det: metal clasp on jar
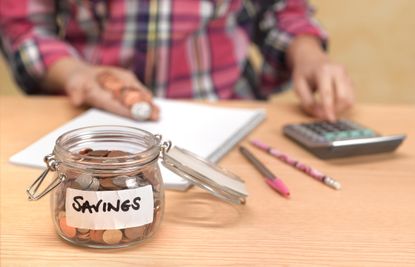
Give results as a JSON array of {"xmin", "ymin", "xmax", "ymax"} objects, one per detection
[{"xmin": 26, "ymin": 154, "xmax": 66, "ymax": 201}]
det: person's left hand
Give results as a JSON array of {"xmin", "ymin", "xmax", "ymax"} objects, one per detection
[{"xmin": 287, "ymin": 35, "xmax": 355, "ymax": 121}]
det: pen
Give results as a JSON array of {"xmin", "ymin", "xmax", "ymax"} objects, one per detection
[
  {"xmin": 250, "ymin": 140, "xmax": 341, "ymax": 190},
  {"xmin": 239, "ymin": 146, "xmax": 290, "ymax": 198}
]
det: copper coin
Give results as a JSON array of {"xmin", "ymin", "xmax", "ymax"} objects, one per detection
[
  {"xmin": 77, "ymin": 228, "xmax": 90, "ymax": 234},
  {"xmin": 57, "ymin": 211, "xmax": 66, "ymax": 220},
  {"xmin": 86, "ymin": 150, "xmax": 110, "ymax": 157},
  {"xmin": 102, "ymin": 230, "xmax": 123, "ymax": 245},
  {"xmin": 97, "ymin": 72, "xmax": 124, "ymax": 92},
  {"xmin": 107, "ymin": 150, "xmax": 131, "ymax": 158},
  {"xmin": 59, "ymin": 217, "xmax": 76, "ymax": 238},
  {"xmin": 78, "ymin": 148, "xmax": 93, "ymax": 155},
  {"xmin": 99, "ymin": 178, "xmax": 120, "ymax": 190},
  {"xmin": 124, "ymin": 226, "xmax": 146, "ymax": 240},
  {"xmin": 64, "ymin": 168, "xmax": 81, "ymax": 180},
  {"xmin": 90, "ymin": 230, "xmax": 104, "ymax": 244},
  {"xmin": 123, "ymin": 91, "xmax": 142, "ymax": 107}
]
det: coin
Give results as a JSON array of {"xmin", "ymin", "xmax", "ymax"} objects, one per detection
[
  {"xmin": 86, "ymin": 150, "xmax": 110, "ymax": 157},
  {"xmin": 97, "ymin": 72, "xmax": 124, "ymax": 92},
  {"xmin": 107, "ymin": 150, "xmax": 130, "ymax": 157},
  {"xmin": 99, "ymin": 178, "xmax": 120, "ymax": 190},
  {"xmin": 102, "ymin": 229, "xmax": 123, "ymax": 245},
  {"xmin": 124, "ymin": 226, "xmax": 146, "ymax": 240},
  {"xmin": 77, "ymin": 228, "xmax": 90, "ymax": 234},
  {"xmin": 72, "ymin": 173, "xmax": 93, "ymax": 190},
  {"xmin": 131, "ymin": 102, "xmax": 152, "ymax": 121},
  {"xmin": 78, "ymin": 148, "xmax": 93, "ymax": 155},
  {"xmin": 112, "ymin": 176, "xmax": 138, "ymax": 189},
  {"xmin": 88, "ymin": 177, "xmax": 100, "ymax": 191},
  {"xmin": 90, "ymin": 230, "xmax": 104, "ymax": 244},
  {"xmin": 77, "ymin": 232, "xmax": 90, "ymax": 241},
  {"xmin": 123, "ymin": 91, "xmax": 142, "ymax": 107},
  {"xmin": 59, "ymin": 217, "xmax": 76, "ymax": 238}
]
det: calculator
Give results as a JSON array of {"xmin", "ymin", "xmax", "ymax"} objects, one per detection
[{"xmin": 283, "ymin": 120, "xmax": 406, "ymax": 159}]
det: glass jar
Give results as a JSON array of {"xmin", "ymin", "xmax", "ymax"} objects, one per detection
[
  {"xmin": 27, "ymin": 125, "xmax": 248, "ymax": 249},
  {"xmin": 30, "ymin": 126, "xmax": 165, "ymax": 248}
]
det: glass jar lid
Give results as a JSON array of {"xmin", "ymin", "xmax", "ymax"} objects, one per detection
[{"xmin": 161, "ymin": 144, "xmax": 247, "ymax": 205}]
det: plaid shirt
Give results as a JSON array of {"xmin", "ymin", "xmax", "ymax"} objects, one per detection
[{"xmin": 0, "ymin": 0, "xmax": 326, "ymax": 99}]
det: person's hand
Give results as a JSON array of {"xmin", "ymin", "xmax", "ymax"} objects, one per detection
[
  {"xmin": 42, "ymin": 58, "xmax": 159, "ymax": 120},
  {"xmin": 287, "ymin": 35, "xmax": 355, "ymax": 121}
]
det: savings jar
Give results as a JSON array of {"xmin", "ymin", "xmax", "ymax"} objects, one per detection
[{"xmin": 27, "ymin": 125, "xmax": 247, "ymax": 248}]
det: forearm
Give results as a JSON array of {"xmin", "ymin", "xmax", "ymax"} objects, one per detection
[{"xmin": 286, "ymin": 35, "xmax": 327, "ymax": 71}]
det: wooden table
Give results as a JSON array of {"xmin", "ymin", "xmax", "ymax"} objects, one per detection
[{"xmin": 1, "ymin": 96, "xmax": 414, "ymax": 266}]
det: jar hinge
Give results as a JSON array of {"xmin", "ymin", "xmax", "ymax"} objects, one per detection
[{"xmin": 26, "ymin": 154, "xmax": 66, "ymax": 201}]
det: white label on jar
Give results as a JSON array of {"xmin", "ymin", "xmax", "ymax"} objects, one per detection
[{"xmin": 65, "ymin": 185, "xmax": 154, "ymax": 230}]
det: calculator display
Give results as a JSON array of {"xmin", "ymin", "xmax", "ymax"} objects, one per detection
[{"xmin": 283, "ymin": 120, "xmax": 405, "ymax": 159}]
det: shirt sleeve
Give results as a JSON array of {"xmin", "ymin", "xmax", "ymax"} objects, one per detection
[
  {"xmin": 250, "ymin": 0, "xmax": 328, "ymax": 96},
  {"xmin": 0, "ymin": 0, "xmax": 80, "ymax": 94}
]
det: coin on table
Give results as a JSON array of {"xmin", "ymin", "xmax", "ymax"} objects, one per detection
[
  {"xmin": 131, "ymin": 102, "xmax": 152, "ymax": 121},
  {"xmin": 102, "ymin": 229, "xmax": 123, "ymax": 245},
  {"xmin": 124, "ymin": 226, "xmax": 146, "ymax": 240},
  {"xmin": 59, "ymin": 217, "xmax": 76, "ymax": 238}
]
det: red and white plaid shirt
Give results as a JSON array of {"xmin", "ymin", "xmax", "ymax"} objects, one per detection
[{"xmin": 0, "ymin": 0, "xmax": 326, "ymax": 99}]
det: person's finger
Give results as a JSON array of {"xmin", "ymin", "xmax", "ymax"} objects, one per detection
[
  {"xmin": 293, "ymin": 76, "xmax": 317, "ymax": 117},
  {"xmin": 110, "ymin": 69, "xmax": 153, "ymax": 102},
  {"xmin": 95, "ymin": 69, "xmax": 160, "ymax": 120},
  {"xmin": 316, "ymin": 68, "xmax": 336, "ymax": 122},
  {"xmin": 332, "ymin": 67, "xmax": 355, "ymax": 114},
  {"xmin": 149, "ymin": 103, "xmax": 160, "ymax": 121},
  {"xmin": 84, "ymin": 81, "xmax": 132, "ymax": 118}
]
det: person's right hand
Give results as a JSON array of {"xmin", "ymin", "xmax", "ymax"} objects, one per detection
[{"xmin": 42, "ymin": 58, "xmax": 159, "ymax": 120}]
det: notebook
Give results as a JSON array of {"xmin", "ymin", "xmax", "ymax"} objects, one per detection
[{"xmin": 10, "ymin": 99, "xmax": 266, "ymax": 190}]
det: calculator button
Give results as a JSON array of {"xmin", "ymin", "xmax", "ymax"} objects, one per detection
[
  {"xmin": 324, "ymin": 132, "xmax": 337, "ymax": 141},
  {"xmin": 349, "ymin": 130, "xmax": 362, "ymax": 138},
  {"xmin": 361, "ymin": 129, "xmax": 376, "ymax": 137},
  {"xmin": 335, "ymin": 131, "xmax": 350, "ymax": 140}
]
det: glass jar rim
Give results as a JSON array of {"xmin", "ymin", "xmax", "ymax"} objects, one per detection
[{"xmin": 53, "ymin": 125, "xmax": 161, "ymax": 173}]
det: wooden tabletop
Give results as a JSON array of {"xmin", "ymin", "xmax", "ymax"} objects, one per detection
[{"xmin": 1, "ymin": 96, "xmax": 414, "ymax": 266}]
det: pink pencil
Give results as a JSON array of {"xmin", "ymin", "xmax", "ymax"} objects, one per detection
[{"xmin": 250, "ymin": 140, "xmax": 341, "ymax": 190}]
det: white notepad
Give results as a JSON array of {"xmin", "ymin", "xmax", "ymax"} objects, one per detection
[{"xmin": 10, "ymin": 99, "xmax": 266, "ymax": 190}]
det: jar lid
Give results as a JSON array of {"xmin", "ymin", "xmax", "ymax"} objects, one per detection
[{"xmin": 161, "ymin": 145, "xmax": 247, "ymax": 205}]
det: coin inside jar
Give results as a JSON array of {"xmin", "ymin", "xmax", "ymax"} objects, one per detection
[
  {"xmin": 49, "ymin": 139, "xmax": 164, "ymax": 249},
  {"xmin": 102, "ymin": 230, "xmax": 123, "ymax": 245},
  {"xmin": 59, "ymin": 216, "xmax": 76, "ymax": 238}
]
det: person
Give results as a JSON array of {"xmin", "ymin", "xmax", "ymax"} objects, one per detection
[{"xmin": 0, "ymin": 0, "xmax": 354, "ymax": 121}]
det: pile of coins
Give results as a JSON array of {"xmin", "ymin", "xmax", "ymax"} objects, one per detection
[
  {"xmin": 52, "ymin": 148, "xmax": 163, "ymax": 247},
  {"xmin": 96, "ymin": 71, "xmax": 155, "ymax": 121}
]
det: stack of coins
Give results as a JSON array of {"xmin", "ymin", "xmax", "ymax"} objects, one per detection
[
  {"xmin": 96, "ymin": 71, "xmax": 153, "ymax": 121},
  {"xmin": 52, "ymin": 148, "xmax": 163, "ymax": 247}
]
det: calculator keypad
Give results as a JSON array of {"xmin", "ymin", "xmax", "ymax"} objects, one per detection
[
  {"xmin": 298, "ymin": 120, "xmax": 377, "ymax": 142},
  {"xmin": 283, "ymin": 119, "xmax": 405, "ymax": 159}
]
